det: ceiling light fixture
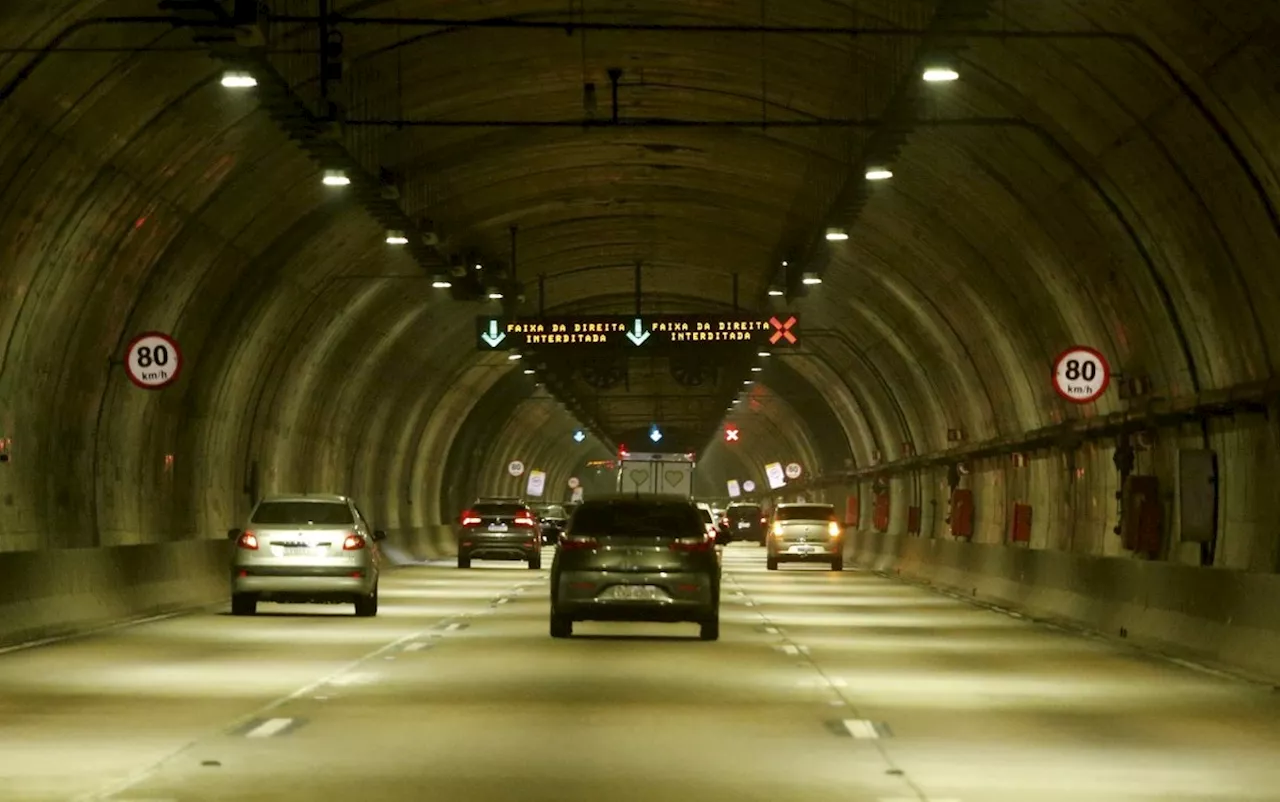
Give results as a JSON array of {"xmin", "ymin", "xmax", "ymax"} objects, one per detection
[
  {"xmin": 487, "ymin": 291, "xmax": 504, "ymax": 300},
  {"xmin": 431, "ymin": 280, "xmax": 452, "ymax": 288},
  {"xmin": 802, "ymin": 273, "xmax": 823, "ymax": 285},
  {"xmin": 824, "ymin": 227, "xmax": 849, "ymax": 241},
  {"xmin": 322, "ymin": 169, "xmax": 350, "ymax": 186},
  {"xmin": 758, "ymin": 351, "xmax": 771, "ymax": 357},
  {"xmin": 385, "ymin": 230, "xmax": 408, "ymax": 245},
  {"xmin": 865, "ymin": 168, "xmax": 893, "ymax": 181},
  {"xmin": 220, "ymin": 71, "xmax": 257, "ymax": 88},
  {"xmin": 923, "ymin": 67, "xmax": 959, "ymax": 82},
  {"xmin": 508, "ymin": 353, "xmax": 523, "ymax": 361}
]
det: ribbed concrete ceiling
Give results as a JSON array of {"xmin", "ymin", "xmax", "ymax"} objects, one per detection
[{"xmin": 0, "ymin": 0, "xmax": 1276, "ymax": 543}]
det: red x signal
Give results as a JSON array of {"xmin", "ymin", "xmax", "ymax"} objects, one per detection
[
  {"xmin": 769, "ymin": 315, "xmax": 797, "ymax": 344},
  {"xmin": 725, "ymin": 426, "xmax": 740, "ymax": 442}
]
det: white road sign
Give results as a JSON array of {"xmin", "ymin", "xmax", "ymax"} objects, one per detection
[
  {"xmin": 507, "ymin": 460, "xmax": 525, "ymax": 477},
  {"xmin": 124, "ymin": 332, "xmax": 182, "ymax": 390},
  {"xmin": 784, "ymin": 462, "xmax": 803, "ymax": 479},
  {"xmin": 571, "ymin": 486, "xmax": 584, "ymax": 503},
  {"xmin": 765, "ymin": 462, "xmax": 787, "ymax": 490},
  {"xmin": 526, "ymin": 469, "xmax": 546, "ymax": 497},
  {"xmin": 727, "ymin": 480, "xmax": 741, "ymax": 498},
  {"xmin": 1053, "ymin": 346, "xmax": 1110, "ymax": 403},
  {"xmin": 567, "ymin": 476, "xmax": 580, "ymax": 489},
  {"xmin": 742, "ymin": 480, "xmax": 756, "ymax": 493}
]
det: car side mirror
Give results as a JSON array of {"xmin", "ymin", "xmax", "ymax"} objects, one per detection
[
  {"xmin": 372, "ymin": 529, "xmax": 387, "ymax": 542},
  {"xmin": 227, "ymin": 528, "xmax": 242, "ymax": 541}
]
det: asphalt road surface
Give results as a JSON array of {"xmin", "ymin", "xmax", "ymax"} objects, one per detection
[{"xmin": 2, "ymin": 544, "xmax": 1279, "ymax": 802}]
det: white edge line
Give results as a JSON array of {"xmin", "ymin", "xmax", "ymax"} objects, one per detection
[
  {"xmin": 0, "ymin": 605, "xmax": 217, "ymax": 657},
  {"xmin": 245, "ymin": 717, "xmax": 294, "ymax": 739}
]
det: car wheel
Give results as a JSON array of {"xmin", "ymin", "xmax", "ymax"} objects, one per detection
[
  {"xmin": 699, "ymin": 616, "xmax": 720, "ymax": 641},
  {"xmin": 831, "ymin": 556, "xmax": 844, "ymax": 572},
  {"xmin": 457, "ymin": 554, "xmax": 471, "ymax": 569},
  {"xmin": 550, "ymin": 611, "xmax": 573, "ymax": 638},
  {"xmin": 354, "ymin": 588, "xmax": 378, "ymax": 617},
  {"xmin": 766, "ymin": 555, "xmax": 778, "ymax": 571},
  {"xmin": 231, "ymin": 594, "xmax": 257, "ymax": 616}
]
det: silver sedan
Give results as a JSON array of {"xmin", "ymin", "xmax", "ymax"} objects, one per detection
[{"xmin": 228, "ymin": 494, "xmax": 385, "ymax": 617}]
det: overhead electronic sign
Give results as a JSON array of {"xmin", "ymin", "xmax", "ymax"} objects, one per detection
[{"xmin": 475, "ymin": 313, "xmax": 800, "ymax": 351}]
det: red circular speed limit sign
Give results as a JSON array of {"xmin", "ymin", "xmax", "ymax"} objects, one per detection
[
  {"xmin": 124, "ymin": 332, "xmax": 183, "ymax": 390},
  {"xmin": 1052, "ymin": 346, "xmax": 1110, "ymax": 403}
]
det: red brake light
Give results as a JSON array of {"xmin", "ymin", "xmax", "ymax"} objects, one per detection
[
  {"xmin": 237, "ymin": 531, "xmax": 259, "ymax": 550},
  {"xmin": 461, "ymin": 510, "xmax": 481, "ymax": 526},
  {"xmin": 514, "ymin": 515, "xmax": 536, "ymax": 527},
  {"xmin": 343, "ymin": 534, "xmax": 365, "ymax": 550},
  {"xmin": 559, "ymin": 535, "xmax": 598, "ymax": 550},
  {"xmin": 671, "ymin": 536, "xmax": 713, "ymax": 553}
]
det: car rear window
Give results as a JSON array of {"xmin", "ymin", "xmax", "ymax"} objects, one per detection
[
  {"xmin": 774, "ymin": 505, "xmax": 836, "ymax": 522},
  {"xmin": 728, "ymin": 505, "xmax": 762, "ymax": 518},
  {"xmin": 539, "ymin": 505, "xmax": 567, "ymax": 518},
  {"xmin": 571, "ymin": 501, "xmax": 704, "ymax": 538},
  {"xmin": 251, "ymin": 501, "xmax": 353, "ymax": 525},
  {"xmin": 474, "ymin": 502, "xmax": 526, "ymax": 516}
]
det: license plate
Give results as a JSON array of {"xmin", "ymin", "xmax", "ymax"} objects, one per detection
[
  {"xmin": 282, "ymin": 546, "xmax": 316, "ymax": 557},
  {"xmin": 794, "ymin": 545, "xmax": 815, "ymax": 554},
  {"xmin": 602, "ymin": 585, "xmax": 667, "ymax": 601},
  {"xmin": 488, "ymin": 523, "xmax": 508, "ymax": 531},
  {"xmin": 738, "ymin": 522, "xmax": 750, "ymax": 528}
]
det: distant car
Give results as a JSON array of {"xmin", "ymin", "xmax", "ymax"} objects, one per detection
[
  {"xmin": 694, "ymin": 502, "xmax": 720, "ymax": 540},
  {"xmin": 228, "ymin": 494, "xmax": 385, "ymax": 617},
  {"xmin": 549, "ymin": 495, "xmax": 720, "ymax": 641},
  {"xmin": 766, "ymin": 503, "xmax": 843, "ymax": 571},
  {"xmin": 457, "ymin": 500, "xmax": 543, "ymax": 569},
  {"xmin": 533, "ymin": 503, "xmax": 569, "ymax": 544},
  {"xmin": 725, "ymin": 502, "xmax": 766, "ymax": 545}
]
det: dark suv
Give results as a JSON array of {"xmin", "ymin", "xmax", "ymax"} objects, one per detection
[
  {"xmin": 533, "ymin": 503, "xmax": 570, "ymax": 544},
  {"xmin": 457, "ymin": 500, "xmax": 542, "ymax": 569},
  {"xmin": 724, "ymin": 502, "xmax": 766, "ymax": 544},
  {"xmin": 549, "ymin": 495, "xmax": 721, "ymax": 641}
]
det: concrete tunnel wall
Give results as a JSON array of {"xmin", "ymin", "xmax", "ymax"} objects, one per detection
[{"xmin": 0, "ymin": 0, "xmax": 1279, "ymax": 677}]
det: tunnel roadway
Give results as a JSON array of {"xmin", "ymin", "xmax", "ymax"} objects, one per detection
[{"xmin": 1, "ymin": 544, "xmax": 1278, "ymax": 802}]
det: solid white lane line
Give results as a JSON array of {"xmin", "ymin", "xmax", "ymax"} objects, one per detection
[{"xmin": 245, "ymin": 718, "xmax": 294, "ymax": 739}]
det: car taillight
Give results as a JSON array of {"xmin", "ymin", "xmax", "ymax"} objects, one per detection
[
  {"xmin": 559, "ymin": 535, "xmax": 598, "ymax": 550},
  {"xmin": 828, "ymin": 521, "xmax": 842, "ymax": 537},
  {"xmin": 237, "ymin": 531, "xmax": 259, "ymax": 550},
  {"xmin": 514, "ymin": 515, "xmax": 536, "ymax": 527},
  {"xmin": 772, "ymin": 522, "xmax": 784, "ymax": 536},
  {"xmin": 461, "ymin": 511, "xmax": 481, "ymax": 526},
  {"xmin": 343, "ymin": 534, "xmax": 365, "ymax": 550},
  {"xmin": 760, "ymin": 516, "xmax": 767, "ymax": 523},
  {"xmin": 671, "ymin": 536, "xmax": 712, "ymax": 552}
]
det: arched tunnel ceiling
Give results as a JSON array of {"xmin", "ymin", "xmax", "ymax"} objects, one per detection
[{"xmin": 0, "ymin": 0, "xmax": 1277, "ymax": 533}]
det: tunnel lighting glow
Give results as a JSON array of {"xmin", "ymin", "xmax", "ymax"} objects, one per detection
[
  {"xmin": 322, "ymin": 169, "xmax": 350, "ymax": 186},
  {"xmin": 507, "ymin": 353, "xmax": 523, "ymax": 360},
  {"xmin": 758, "ymin": 351, "xmax": 771, "ymax": 357},
  {"xmin": 824, "ymin": 227, "xmax": 848, "ymax": 241},
  {"xmin": 781, "ymin": 260, "xmax": 788, "ymax": 266},
  {"xmin": 743, "ymin": 380, "xmax": 754, "ymax": 385},
  {"xmin": 385, "ymin": 230, "xmax": 408, "ymax": 245},
  {"xmin": 487, "ymin": 291, "xmax": 504, "ymax": 299},
  {"xmin": 523, "ymin": 368, "xmax": 534, "ymax": 375},
  {"xmin": 923, "ymin": 67, "xmax": 960, "ymax": 82},
  {"xmin": 431, "ymin": 279, "xmax": 452, "ymax": 288},
  {"xmin": 220, "ymin": 71, "xmax": 257, "ymax": 88},
  {"xmin": 865, "ymin": 168, "xmax": 894, "ymax": 181},
  {"xmin": 751, "ymin": 366, "xmax": 762, "ymax": 372},
  {"xmin": 802, "ymin": 274, "xmax": 823, "ymax": 285},
  {"xmin": 474, "ymin": 263, "xmax": 483, "ymax": 270},
  {"xmin": 768, "ymin": 288, "xmax": 784, "ymax": 296}
]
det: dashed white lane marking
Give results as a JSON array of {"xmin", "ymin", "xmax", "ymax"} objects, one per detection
[
  {"xmin": 842, "ymin": 719, "xmax": 882, "ymax": 739},
  {"xmin": 881, "ymin": 799, "xmax": 961, "ymax": 802},
  {"xmin": 404, "ymin": 642, "xmax": 427, "ymax": 651},
  {"xmin": 245, "ymin": 718, "xmax": 294, "ymax": 739},
  {"xmin": 497, "ymin": 597, "xmax": 510, "ymax": 604},
  {"xmin": 446, "ymin": 622, "xmax": 465, "ymax": 631},
  {"xmin": 765, "ymin": 626, "xmax": 778, "ymax": 634},
  {"xmin": 829, "ymin": 677, "xmax": 847, "ymax": 687},
  {"xmin": 327, "ymin": 672, "xmax": 378, "ymax": 687},
  {"xmin": 780, "ymin": 644, "xmax": 800, "ymax": 655}
]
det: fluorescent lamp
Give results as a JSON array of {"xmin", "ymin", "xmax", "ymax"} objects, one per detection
[
  {"xmin": 824, "ymin": 227, "xmax": 848, "ymax": 241},
  {"xmin": 768, "ymin": 288, "xmax": 784, "ymax": 296},
  {"xmin": 758, "ymin": 351, "xmax": 771, "ymax": 357},
  {"xmin": 865, "ymin": 168, "xmax": 893, "ymax": 181},
  {"xmin": 322, "ymin": 169, "xmax": 350, "ymax": 186},
  {"xmin": 751, "ymin": 367, "xmax": 762, "ymax": 372},
  {"xmin": 802, "ymin": 273, "xmax": 823, "ymax": 285},
  {"xmin": 385, "ymin": 230, "xmax": 408, "ymax": 245},
  {"xmin": 487, "ymin": 292, "xmax": 504, "ymax": 300},
  {"xmin": 923, "ymin": 67, "xmax": 959, "ymax": 82},
  {"xmin": 508, "ymin": 353, "xmax": 523, "ymax": 361},
  {"xmin": 220, "ymin": 71, "xmax": 257, "ymax": 88},
  {"xmin": 432, "ymin": 280, "xmax": 452, "ymax": 288}
]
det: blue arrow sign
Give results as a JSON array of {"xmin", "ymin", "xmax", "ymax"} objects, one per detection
[
  {"xmin": 626, "ymin": 318, "xmax": 651, "ymax": 346},
  {"xmin": 480, "ymin": 320, "xmax": 506, "ymax": 348},
  {"xmin": 573, "ymin": 430, "xmax": 586, "ymax": 443},
  {"xmin": 649, "ymin": 424, "xmax": 663, "ymax": 443}
]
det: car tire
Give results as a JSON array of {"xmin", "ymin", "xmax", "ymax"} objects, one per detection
[
  {"xmin": 699, "ymin": 616, "xmax": 720, "ymax": 641},
  {"xmin": 457, "ymin": 554, "xmax": 471, "ymax": 569},
  {"xmin": 831, "ymin": 556, "xmax": 844, "ymax": 572},
  {"xmin": 529, "ymin": 554, "xmax": 542, "ymax": 570},
  {"xmin": 231, "ymin": 594, "xmax": 257, "ymax": 616},
  {"xmin": 766, "ymin": 555, "xmax": 778, "ymax": 571},
  {"xmin": 550, "ymin": 611, "xmax": 573, "ymax": 638},
  {"xmin": 354, "ymin": 588, "xmax": 378, "ymax": 617}
]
